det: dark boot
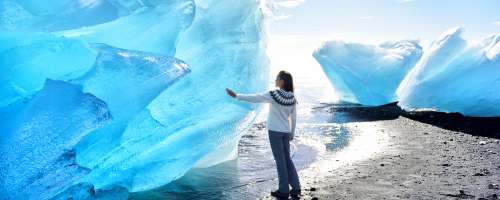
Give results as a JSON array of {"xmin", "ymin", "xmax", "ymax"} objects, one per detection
[
  {"xmin": 271, "ymin": 190, "xmax": 289, "ymax": 199},
  {"xmin": 290, "ymin": 189, "xmax": 301, "ymax": 196},
  {"xmin": 290, "ymin": 189, "xmax": 301, "ymax": 198}
]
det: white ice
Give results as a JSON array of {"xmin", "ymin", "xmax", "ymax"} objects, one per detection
[
  {"xmin": 313, "ymin": 40, "xmax": 422, "ymax": 106},
  {"xmin": 397, "ymin": 28, "xmax": 500, "ymax": 117}
]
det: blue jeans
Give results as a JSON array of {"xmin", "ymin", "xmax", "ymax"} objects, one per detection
[{"xmin": 268, "ymin": 130, "xmax": 301, "ymax": 193}]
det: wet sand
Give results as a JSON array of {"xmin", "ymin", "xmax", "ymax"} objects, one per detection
[{"xmin": 263, "ymin": 105, "xmax": 500, "ymax": 200}]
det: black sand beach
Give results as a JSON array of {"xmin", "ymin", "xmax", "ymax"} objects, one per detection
[{"xmin": 263, "ymin": 105, "xmax": 500, "ymax": 200}]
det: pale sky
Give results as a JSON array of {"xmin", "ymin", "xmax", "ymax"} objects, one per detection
[{"xmin": 268, "ymin": 0, "xmax": 500, "ymax": 47}]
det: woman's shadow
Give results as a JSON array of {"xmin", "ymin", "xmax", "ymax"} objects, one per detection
[{"xmin": 272, "ymin": 195, "xmax": 301, "ymax": 200}]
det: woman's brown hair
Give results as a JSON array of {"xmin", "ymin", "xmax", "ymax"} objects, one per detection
[{"xmin": 277, "ymin": 70, "xmax": 294, "ymax": 93}]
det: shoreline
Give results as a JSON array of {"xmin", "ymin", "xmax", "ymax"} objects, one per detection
[
  {"xmin": 131, "ymin": 103, "xmax": 500, "ymax": 200},
  {"xmin": 263, "ymin": 103, "xmax": 500, "ymax": 200}
]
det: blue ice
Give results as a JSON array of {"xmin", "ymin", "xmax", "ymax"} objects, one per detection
[
  {"xmin": 0, "ymin": 79, "xmax": 111, "ymax": 199},
  {"xmin": 0, "ymin": 0, "xmax": 127, "ymax": 32},
  {"xmin": 70, "ymin": 43, "xmax": 190, "ymax": 170},
  {"xmin": 0, "ymin": 32, "xmax": 97, "ymax": 107},
  {"xmin": 314, "ymin": 40, "xmax": 422, "ymax": 106},
  {"xmin": 59, "ymin": 0, "xmax": 196, "ymax": 56},
  {"xmin": 0, "ymin": 0, "xmax": 269, "ymax": 198},
  {"xmin": 0, "ymin": 42, "xmax": 190, "ymax": 199},
  {"xmin": 397, "ymin": 28, "xmax": 500, "ymax": 117},
  {"xmin": 74, "ymin": 0, "xmax": 269, "ymax": 193}
]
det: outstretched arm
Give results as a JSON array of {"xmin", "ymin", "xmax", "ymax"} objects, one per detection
[{"xmin": 226, "ymin": 88, "xmax": 272, "ymax": 103}]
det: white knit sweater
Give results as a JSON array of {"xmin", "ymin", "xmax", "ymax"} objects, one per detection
[{"xmin": 236, "ymin": 89, "xmax": 297, "ymax": 137}]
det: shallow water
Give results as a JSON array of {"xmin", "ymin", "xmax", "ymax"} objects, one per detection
[{"xmin": 129, "ymin": 111, "xmax": 351, "ymax": 200}]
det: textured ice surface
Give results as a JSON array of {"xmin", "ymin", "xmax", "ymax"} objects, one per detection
[
  {"xmin": 397, "ymin": 28, "xmax": 500, "ymax": 117},
  {"xmin": 313, "ymin": 40, "xmax": 422, "ymax": 106},
  {"xmin": 0, "ymin": 43, "xmax": 190, "ymax": 199},
  {"xmin": 0, "ymin": 0, "xmax": 155, "ymax": 32},
  {"xmin": 0, "ymin": 0, "xmax": 268, "ymax": 198},
  {"xmin": 172, "ymin": 0, "xmax": 269, "ymax": 167},
  {"xmin": 0, "ymin": 32, "xmax": 97, "ymax": 107},
  {"xmin": 75, "ymin": 0, "xmax": 269, "ymax": 192},
  {"xmin": 0, "ymin": 80, "xmax": 111, "ymax": 200},
  {"xmin": 59, "ymin": 0, "xmax": 195, "ymax": 55},
  {"xmin": 72, "ymin": 43, "xmax": 190, "ymax": 169}
]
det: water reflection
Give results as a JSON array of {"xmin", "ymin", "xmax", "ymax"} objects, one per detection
[{"xmin": 130, "ymin": 123, "xmax": 320, "ymax": 200}]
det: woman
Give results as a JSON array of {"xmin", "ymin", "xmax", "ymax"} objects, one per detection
[{"xmin": 226, "ymin": 70, "xmax": 301, "ymax": 199}]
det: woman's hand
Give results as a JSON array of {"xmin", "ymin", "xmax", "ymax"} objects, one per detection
[{"xmin": 226, "ymin": 88, "xmax": 237, "ymax": 98}]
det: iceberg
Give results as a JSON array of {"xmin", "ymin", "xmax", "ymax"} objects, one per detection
[
  {"xmin": 0, "ymin": 43, "xmax": 190, "ymax": 199},
  {"xmin": 59, "ymin": 0, "xmax": 195, "ymax": 56},
  {"xmin": 0, "ymin": 32, "xmax": 97, "ymax": 107},
  {"xmin": 0, "ymin": 80, "xmax": 111, "ymax": 200},
  {"xmin": 397, "ymin": 28, "xmax": 500, "ymax": 117},
  {"xmin": 313, "ymin": 40, "xmax": 423, "ymax": 106},
  {"xmin": 70, "ymin": 43, "xmax": 190, "ymax": 169},
  {"xmin": 172, "ymin": 0, "xmax": 269, "ymax": 167},
  {"xmin": 72, "ymin": 0, "xmax": 269, "ymax": 193},
  {"xmin": 0, "ymin": 0, "xmax": 269, "ymax": 198},
  {"xmin": 0, "ymin": 0, "xmax": 157, "ymax": 32}
]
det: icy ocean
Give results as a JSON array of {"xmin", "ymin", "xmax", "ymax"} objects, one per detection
[{"xmin": 1, "ymin": 0, "xmax": 499, "ymax": 199}]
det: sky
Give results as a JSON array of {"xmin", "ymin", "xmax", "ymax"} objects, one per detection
[{"xmin": 268, "ymin": 0, "xmax": 500, "ymax": 46}]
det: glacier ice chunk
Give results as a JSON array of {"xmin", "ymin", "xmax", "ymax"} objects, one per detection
[
  {"xmin": 154, "ymin": 0, "xmax": 270, "ymax": 168},
  {"xmin": 313, "ymin": 40, "xmax": 423, "ymax": 106},
  {"xmin": 0, "ymin": 0, "xmax": 268, "ymax": 197},
  {"xmin": 72, "ymin": 43, "xmax": 190, "ymax": 169},
  {"xmin": 397, "ymin": 28, "xmax": 500, "ymax": 117},
  {"xmin": 0, "ymin": 42, "xmax": 190, "ymax": 199},
  {"xmin": 0, "ymin": 79, "xmax": 111, "ymax": 200},
  {"xmin": 0, "ymin": 0, "xmax": 124, "ymax": 31},
  {"xmin": 75, "ymin": 43, "xmax": 190, "ymax": 122},
  {"xmin": 68, "ymin": 0, "xmax": 269, "ymax": 193},
  {"xmin": 59, "ymin": 0, "xmax": 195, "ymax": 55},
  {"xmin": 0, "ymin": 32, "xmax": 97, "ymax": 107}
]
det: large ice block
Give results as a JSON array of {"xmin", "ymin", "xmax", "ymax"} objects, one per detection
[
  {"xmin": 0, "ymin": 0, "xmax": 176, "ymax": 32},
  {"xmin": 0, "ymin": 32, "xmax": 97, "ymax": 107},
  {"xmin": 313, "ymin": 40, "xmax": 422, "ymax": 106},
  {"xmin": 71, "ymin": 0, "xmax": 270, "ymax": 193},
  {"xmin": 0, "ymin": 42, "xmax": 190, "ymax": 199},
  {"xmin": 397, "ymin": 28, "xmax": 500, "ymax": 117},
  {"xmin": 72, "ymin": 43, "xmax": 190, "ymax": 169},
  {"xmin": 59, "ymin": 0, "xmax": 195, "ymax": 55},
  {"xmin": 0, "ymin": 0, "xmax": 269, "ymax": 198},
  {"xmin": 0, "ymin": 80, "xmax": 111, "ymax": 200}
]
